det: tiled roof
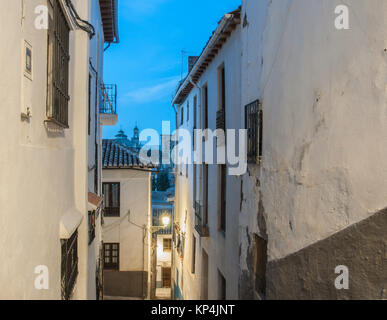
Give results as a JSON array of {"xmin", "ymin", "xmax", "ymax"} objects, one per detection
[{"xmin": 102, "ymin": 139, "xmax": 153, "ymax": 169}]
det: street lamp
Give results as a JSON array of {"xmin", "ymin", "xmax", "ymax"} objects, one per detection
[{"xmin": 150, "ymin": 214, "xmax": 171, "ymax": 233}]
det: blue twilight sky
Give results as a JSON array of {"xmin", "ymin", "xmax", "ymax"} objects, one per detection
[{"xmin": 102, "ymin": 0, "xmax": 241, "ymax": 139}]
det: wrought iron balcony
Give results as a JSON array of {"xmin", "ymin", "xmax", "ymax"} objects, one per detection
[
  {"xmin": 100, "ymin": 83, "xmax": 117, "ymax": 115},
  {"xmin": 194, "ymin": 201, "xmax": 209, "ymax": 237}
]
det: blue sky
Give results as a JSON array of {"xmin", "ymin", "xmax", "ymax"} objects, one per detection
[{"xmin": 102, "ymin": 0, "xmax": 241, "ymax": 139}]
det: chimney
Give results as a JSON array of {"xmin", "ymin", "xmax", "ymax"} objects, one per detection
[{"xmin": 188, "ymin": 56, "xmax": 199, "ymax": 73}]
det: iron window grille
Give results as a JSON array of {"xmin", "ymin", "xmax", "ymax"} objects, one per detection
[
  {"xmin": 61, "ymin": 230, "xmax": 78, "ymax": 300},
  {"xmin": 46, "ymin": 0, "xmax": 70, "ymax": 128},
  {"xmin": 88, "ymin": 210, "xmax": 96, "ymax": 245},
  {"xmin": 245, "ymin": 100, "xmax": 263, "ymax": 164},
  {"xmin": 194, "ymin": 201, "xmax": 209, "ymax": 237},
  {"xmin": 104, "ymin": 243, "xmax": 119, "ymax": 270},
  {"xmin": 102, "ymin": 183, "xmax": 120, "ymax": 217}
]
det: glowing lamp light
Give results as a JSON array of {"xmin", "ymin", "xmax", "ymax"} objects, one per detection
[{"xmin": 161, "ymin": 216, "xmax": 170, "ymax": 227}]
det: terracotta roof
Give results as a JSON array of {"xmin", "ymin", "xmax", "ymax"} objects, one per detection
[
  {"xmin": 88, "ymin": 192, "xmax": 103, "ymax": 209},
  {"xmin": 102, "ymin": 139, "xmax": 154, "ymax": 169}
]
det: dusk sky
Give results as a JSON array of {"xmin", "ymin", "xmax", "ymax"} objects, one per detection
[{"xmin": 102, "ymin": 0, "xmax": 241, "ymax": 139}]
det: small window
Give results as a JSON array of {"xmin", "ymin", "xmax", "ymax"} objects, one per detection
[
  {"xmin": 61, "ymin": 230, "xmax": 78, "ymax": 300},
  {"xmin": 253, "ymin": 234, "xmax": 267, "ymax": 297},
  {"xmin": 187, "ymin": 100, "xmax": 190, "ymax": 122},
  {"xmin": 218, "ymin": 270, "xmax": 226, "ymax": 300},
  {"xmin": 180, "ymin": 106, "xmax": 184, "ymax": 126},
  {"xmin": 218, "ymin": 165, "xmax": 227, "ymax": 233},
  {"xmin": 104, "ymin": 243, "xmax": 119, "ymax": 270},
  {"xmin": 25, "ymin": 46, "xmax": 32, "ymax": 74},
  {"xmin": 191, "ymin": 235, "xmax": 196, "ymax": 274},
  {"xmin": 163, "ymin": 238, "xmax": 172, "ymax": 252},
  {"xmin": 103, "ymin": 183, "xmax": 120, "ymax": 217},
  {"xmin": 203, "ymin": 85, "xmax": 208, "ymax": 129},
  {"xmin": 88, "ymin": 211, "xmax": 96, "ymax": 245},
  {"xmin": 245, "ymin": 100, "xmax": 263, "ymax": 164}
]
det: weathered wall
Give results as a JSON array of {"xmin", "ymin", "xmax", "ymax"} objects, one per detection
[
  {"xmin": 104, "ymin": 271, "xmax": 148, "ymax": 298},
  {"xmin": 267, "ymin": 208, "xmax": 387, "ymax": 300},
  {"xmin": 239, "ymin": 0, "xmax": 387, "ymax": 299}
]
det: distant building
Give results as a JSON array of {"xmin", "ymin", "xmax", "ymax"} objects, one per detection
[
  {"xmin": 114, "ymin": 126, "xmax": 142, "ymax": 152},
  {"xmin": 102, "ymin": 139, "xmax": 154, "ymax": 299},
  {"xmin": 151, "ymin": 190, "xmax": 175, "ymax": 299}
]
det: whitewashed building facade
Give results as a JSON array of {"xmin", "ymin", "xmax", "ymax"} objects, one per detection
[{"xmin": 0, "ymin": 0, "xmax": 119, "ymax": 300}]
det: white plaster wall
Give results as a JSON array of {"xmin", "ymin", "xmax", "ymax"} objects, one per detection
[
  {"xmin": 156, "ymin": 234, "xmax": 172, "ymax": 285},
  {"xmin": 86, "ymin": 0, "xmax": 106, "ymax": 300},
  {"xmin": 103, "ymin": 169, "xmax": 152, "ymax": 273},
  {"xmin": 173, "ymin": 25, "xmax": 242, "ymax": 300},
  {"xmin": 239, "ymin": 0, "xmax": 387, "ymax": 269},
  {"xmin": 0, "ymin": 0, "xmax": 107, "ymax": 300}
]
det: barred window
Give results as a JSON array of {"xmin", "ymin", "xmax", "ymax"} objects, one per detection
[
  {"xmin": 61, "ymin": 230, "xmax": 78, "ymax": 300},
  {"xmin": 46, "ymin": 0, "xmax": 70, "ymax": 128},
  {"xmin": 245, "ymin": 100, "xmax": 263, "ymax": 164},
  {"xmin": 88, "ymin": 210, "xmax": 96, "ymax": 245}
]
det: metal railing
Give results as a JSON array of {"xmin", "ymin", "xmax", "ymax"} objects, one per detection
[
  {"xmin": 61, "ymin": 230, "xmax": 78, "ymax": 300},
  {"xmin": 194, "ymin": 201, "xmax": 209, "ymax": 237},
  {"xmin": 100, "ymin": 83, "xmax": 117, "ymax": 114}
]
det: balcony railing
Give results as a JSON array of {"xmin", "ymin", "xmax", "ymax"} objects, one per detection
[
  {"xmin": 194, "ymin": 201, "xmax": 209, "ymax": 237},
  {"xmin": 100, "ymin": 83, "xmax": 117, "ymax": 114}
]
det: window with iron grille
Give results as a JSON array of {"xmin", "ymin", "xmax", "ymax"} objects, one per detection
[
  {"xmin": 61, "ymin": 230, "xmax": 78, "ymax": 300},
  {"xmin": 191, "ymin": 235, "xmax": 196, "ymax": 274},
  {"xmin": 163, "ymin": 238, "xmax": 172, "ymax": 252},
  {"xmin": 104, "ymin": 243, "xmax": 119, "ymax": 270},
  {"xmin": 46, "ymin": 0, "xmax": 70, "ymax": 128},
  {"xmin": 245, "ymin": 100, "xmax": 263, "ymax": 164},
  {"xmin": 102, "ymin": 183, "xmax": 120, "ymax": 217},
  {"xmin": 88, "ymin": 211, "xmax": 96, "ymax": 245},
  {"xmin": 218, "ymin": 164, "xmax": 227, "ymax": 233},
  {"xmin": 180, "ymin": 106, "xmax": 184, "ymax": 126}
]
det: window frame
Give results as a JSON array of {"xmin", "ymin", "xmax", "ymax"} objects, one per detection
[
  {"xmin": 61, "ymin": 230, "xmax": 78, "ymax": 300},
  {"xmin": 102, "ymin": 182, "xmax": 120, "ymax": 217},
  {"xmin": 104, "ymin": 243, "xmax": 120, "ymax": 271},
  {"xmin": 245, "ymin": 100, "xmax": 263, "ymax": 164},
  {"xmin": 163, "ymin": 238, "xmax": 172, "ymax": 252},
  {"xmin": 46, "ymin": 0, "xmax": 71, "ymax": 128},
  {"xmin": 88, "ymin": 210, "xmax": 96, "ymax": 245}
]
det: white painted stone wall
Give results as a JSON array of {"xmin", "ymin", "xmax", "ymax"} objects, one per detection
[
  {"xmin": 0, "ymin": 0, "xmax": 108, "ymax": 300},
  {"xmin": 239, "ymin": 0, "xmax": 386, "ymax": 276},
  {"xmin": 102, "ymin": 169, "xmax": 152, "ymax": 294},
  {"xmin": 173, "ymin": 25, "xmax": 242, "ymax": 300}
]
